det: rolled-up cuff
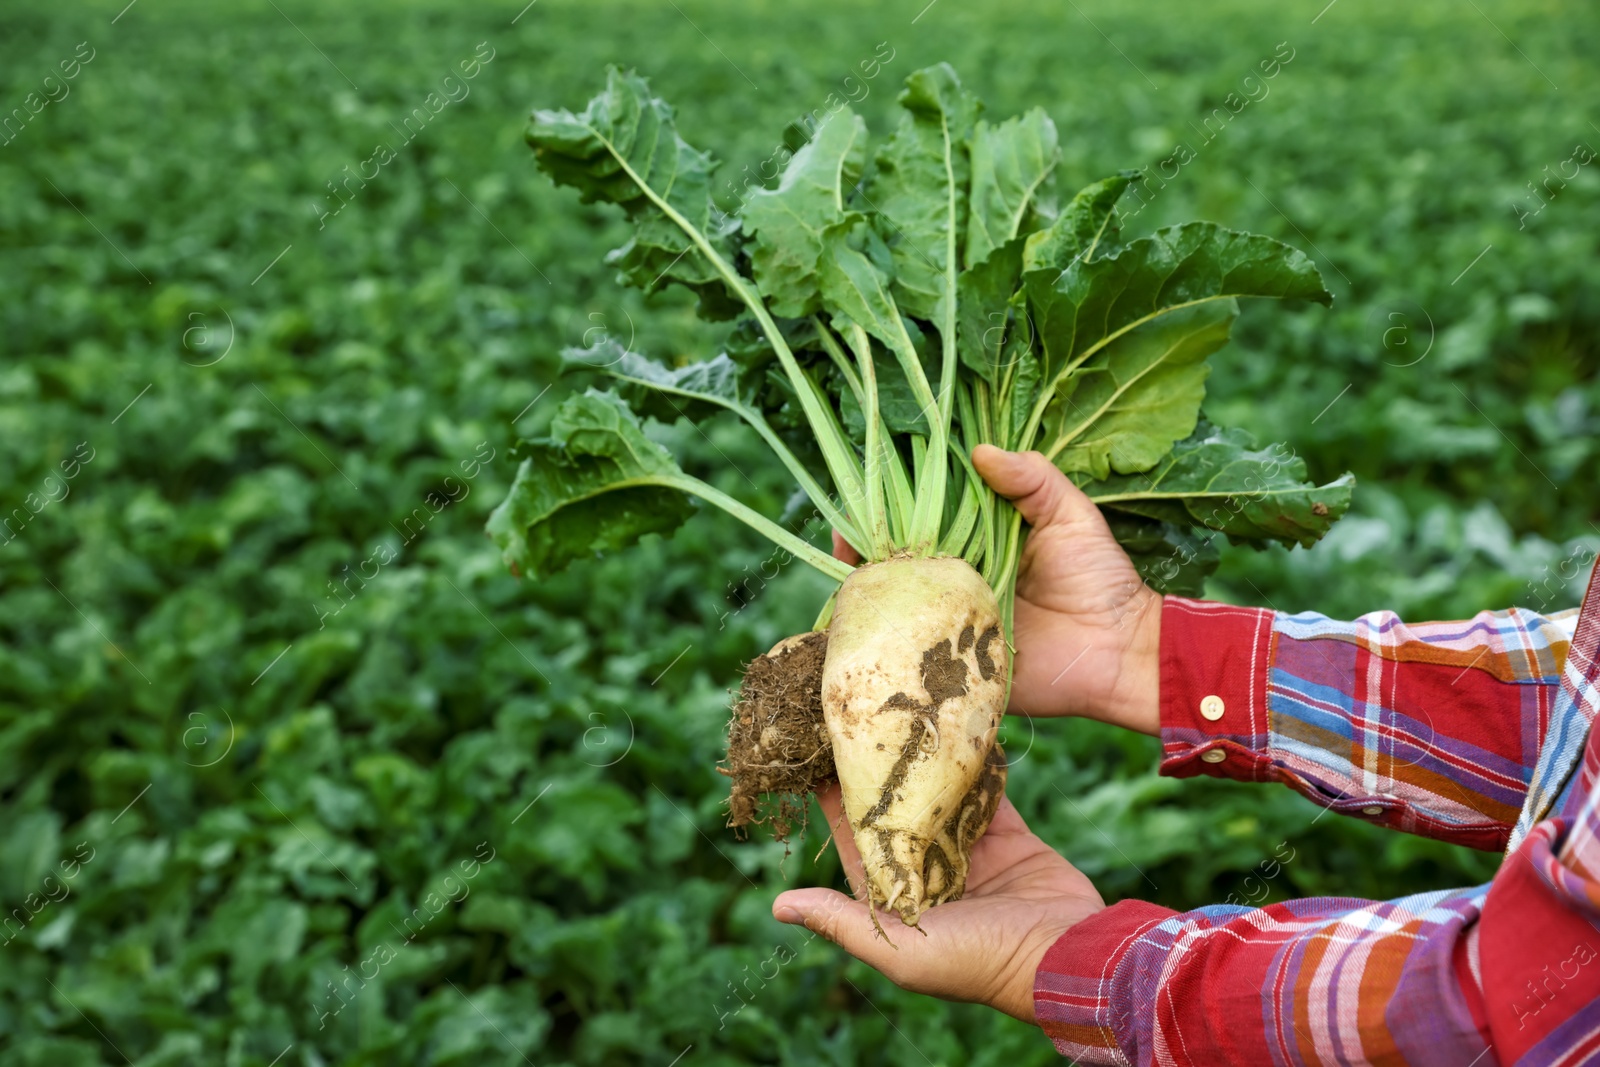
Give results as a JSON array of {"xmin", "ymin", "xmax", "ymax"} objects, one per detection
[
  {"xmin": 1158, "ymin": 596, "xmax": 1277, "ymax": 783},
  {"xmin": 1034, "ymin": 899, "xmax": 1176, "ymax": 1064}
]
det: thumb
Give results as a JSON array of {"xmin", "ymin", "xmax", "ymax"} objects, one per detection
[
  {"xmin": 773, "ymin": 888, "xmax": 905, "ymax": 967},
  {"xmin": 831, "ymin": 529, "xmax": 861, "ymax": 566},
  {"xmin": 971, "ymin": 445, "xmax": 1102, "ymax": 530}
]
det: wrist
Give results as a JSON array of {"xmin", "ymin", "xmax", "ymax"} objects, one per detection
[
  {"xmin": 1006, "ymin": 904, "xmax": 1104, "ymax": 1023},
  {"xmin": 1033, "ymin": 899, "xmax": 1177, "ymax": 1053},
  {"xmin": 1111, "ymin": 587, "xmax": 1162, "ymax": 736},
  {"xmin": 1006, "ymin": 930, "xmax": 1065, "ymax": 1022}
]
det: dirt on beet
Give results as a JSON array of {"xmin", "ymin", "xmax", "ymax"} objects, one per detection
[{"xmin": 721, "ymin": 630, "xmax": 833, "ymax": 840}]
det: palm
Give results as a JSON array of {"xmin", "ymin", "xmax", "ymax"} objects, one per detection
[
  {"xmin": 921, "ymin": 799, "xmax": 1104, "ymax": 1002},
  {"xmin": 775, "ymin": 785, "xmax": 1103, "ymax": 1023}
]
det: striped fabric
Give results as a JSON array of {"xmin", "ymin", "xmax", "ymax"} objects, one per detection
[{"xmin": 1035, "ymin": 566, "xmax": 1600, "ymax": 1066}]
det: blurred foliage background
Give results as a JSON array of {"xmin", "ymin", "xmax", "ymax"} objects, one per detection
[{"xmin": 0, "ymin": 0, "xmax": 1596, "ymax": 1063}]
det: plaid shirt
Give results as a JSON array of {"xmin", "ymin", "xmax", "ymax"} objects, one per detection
[{"xmin": 1035, "ymin": 565, "xmax": 1600, "ymax": 1066}]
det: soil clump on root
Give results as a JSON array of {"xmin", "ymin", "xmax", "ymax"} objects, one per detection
[{"xmin": 722, "ymin": 631, "xmax": 833, "ymax": 840}]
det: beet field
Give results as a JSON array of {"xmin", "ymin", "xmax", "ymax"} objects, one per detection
[{"xmin": 1, "ymin": 0, "xmax": 1596, "ymax": 1063}]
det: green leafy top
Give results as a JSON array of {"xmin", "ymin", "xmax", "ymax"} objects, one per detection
[{"xmin": 491, "ymin": 63, "xmax": 1353, "ymax": 628}]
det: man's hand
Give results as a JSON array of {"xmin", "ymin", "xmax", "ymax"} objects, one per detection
[
  {"xmin": 772, "ymin": 783, "xmax": 1103, "ymax": 1023},
  {"xmin": 972, "ymin": 445, "xmax": 1162, "ymax": 736}
]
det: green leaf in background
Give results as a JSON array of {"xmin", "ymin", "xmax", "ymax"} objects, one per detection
[
  {"xmin": 743, "ymin": 108, "xmax": 867, "ymax": 317},
  {"xmin": 526, "ymin": 66, "xmax": 740, "ymax": 317},
  {"xmin": 486, "ymin": 390, "xmax": 697, "ymax": 578},
  {"xmin": 203, "ymin": 895, "xmax": 309, "ymax": 988},
  {"xmin": 405, "ymin": 985, "xmax": 552, "ymax": 1065},
  {"xmin": 964, "ymin": 108, "xmax": 1059, "ymax": 270},
  {"xmin": 868, "ymin": 62, "xmax": 980, "ymax": 322},
  {"xmin": 1084, "ymin": 423, "xmax": 1356, "ymax": 548},
  {"xmin": 720, "ymin": 314, "xmax": 830, "ymax": 392},
  {"xmin": 1044, "ymin": 300, "xmax": 1236, "ymax": 479},
  {"xmin": 0, "ymin": 810, "xmax": 61, "ymax": 901}
]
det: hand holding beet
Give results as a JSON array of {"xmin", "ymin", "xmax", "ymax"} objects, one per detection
[
  {"xmin": 972, "ymin": 446, "xmax": 1163, "ymax": 736},
  {"xmin": 772, "ymin": 782, "xmax": 1104, "ymax": 1023},
  {"xmin": 840, "ymin": 447, "xmax": 1162, "ymax": 735}
]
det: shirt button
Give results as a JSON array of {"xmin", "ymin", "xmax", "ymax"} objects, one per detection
[
  {"xmin": 1361, "ymin": 804, "xmax": 1384, "ymax": 816},
  {"xmin": 1201, "ymin": 749, "xmax": 1227, "ymax": 764},
  {"xmin": 1200, "ymin": 695, "xmax": 1225, "ymax": 721}
]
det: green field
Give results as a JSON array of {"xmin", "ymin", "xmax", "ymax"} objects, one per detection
[{"xmin": 1, "ymin": 0, "xmax": 1596, "ymax": 1063}]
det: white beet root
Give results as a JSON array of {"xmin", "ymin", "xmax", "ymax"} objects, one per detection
[{"xmin": 821, "ymin": 555, "xmax": 1008, "ymax": 928}]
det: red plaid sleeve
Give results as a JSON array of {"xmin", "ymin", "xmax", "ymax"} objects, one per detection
[
  {"xmin": 1158, "ymin": 595, "xmax": 1575, "ymax": 852},
  {"xmin": 1034, "ymin": 573, "xmax": 1600, "ymax": 1065}
]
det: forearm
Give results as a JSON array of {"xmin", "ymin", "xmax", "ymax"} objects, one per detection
[
  {"xmin": 1033, "ymin": 569, "xmax": 1599, "ymax": 1062},
  {"xmin": 1156, "ymin": 596, "xmax": 1574, "ymax": 851},
  {"xmin": 1035, "ymin": 886, "xmax": 1494, "ymax": 1066},
  {"xmin": 1037, "ymin": 770, "xmax": 1600, "ymax": 1065}
]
